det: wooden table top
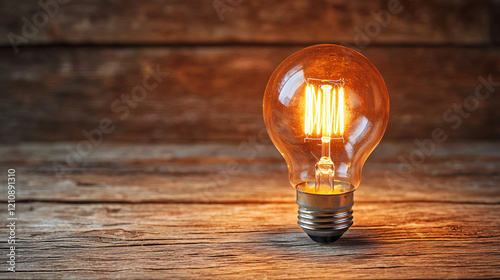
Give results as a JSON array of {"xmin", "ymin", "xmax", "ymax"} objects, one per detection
[{"xmin": 0, "ymin": 141, "xmax": 499, "ymax": 279}]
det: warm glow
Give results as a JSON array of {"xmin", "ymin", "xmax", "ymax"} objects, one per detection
[
  {"xmin": 263, "ymin": 44, "xmax": 390, "ymax": 243},
  {"xmin": 305, "ymin": 83, "xmax": 345, "ymax": 140},
  {"xmin": 263, "ymin": 44, "xmax": 390, "ymax": 191}
]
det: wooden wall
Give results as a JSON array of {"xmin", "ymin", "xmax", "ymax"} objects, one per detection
[{"xmin": 1, "ymin": 0, "xmax": 499, "ymax": 143}]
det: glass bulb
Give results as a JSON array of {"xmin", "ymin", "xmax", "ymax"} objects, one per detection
[{"xmin": 263, "ymin": 44, "xmax": 389, "ymax": 243}]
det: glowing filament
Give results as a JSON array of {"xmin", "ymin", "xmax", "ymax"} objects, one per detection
[{"xmin": 305, "ymin": 84, "xmax": 345, "ymax": 139}]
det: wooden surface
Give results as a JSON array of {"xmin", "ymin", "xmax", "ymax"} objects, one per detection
[{"xmin": 0, "ymin": 141, "xmax": 499, "ymax": 279}]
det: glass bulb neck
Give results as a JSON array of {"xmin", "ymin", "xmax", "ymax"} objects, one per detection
[
  {"xmin": 315, "ymin": 138, "xmax": 336, "ymax": 193},
  {"xmin": 315, "ymin": 156, "xmax": 335, "ymax": 193}
]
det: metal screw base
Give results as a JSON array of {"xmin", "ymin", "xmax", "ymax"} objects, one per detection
[{"xmin": 296, "ymin": 188, "xmax": 354, "ymax": 243}]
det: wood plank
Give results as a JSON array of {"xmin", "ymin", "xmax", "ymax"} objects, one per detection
[
  {"xmin": 0, "ymin": 0, "xmax": 491, "ymax": 47},
  {"xmin": 1, "ymin": 142, "xmax": 499, "ymax": 204},
  {"xmin": 0, "ymin": 143, "xmax": 497, "ymax": 278},
  {"xmin": 1, "ymin": 46, "xmax": 500, "ymax": 143},
  {"xmin": 0, "ymin": 202, "xmax": 498, "ymax": 279}
]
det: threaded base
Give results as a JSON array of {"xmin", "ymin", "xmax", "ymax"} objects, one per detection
[
  {"xmin": 297, "ymin": 204, "xmax": 353, "ymax": 243},
  {"xmin": 296, "ymin": 188, "xmax": 354, "ymax": 243}
]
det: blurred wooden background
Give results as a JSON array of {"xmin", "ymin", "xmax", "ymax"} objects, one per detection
[{"xmin": 1, "ymin": 0, "xmax": 499, "ymax": 144}]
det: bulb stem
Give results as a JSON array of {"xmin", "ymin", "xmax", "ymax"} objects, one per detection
[
  {"xmin": 315, "ymin": 137, "xmax": 335, "ymax": 193},
  {"xmin": 321, "ymin": 136, "xmax": 331, "ymax": 158}
]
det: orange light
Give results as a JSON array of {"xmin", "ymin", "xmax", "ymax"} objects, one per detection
[
  {"xmin": 304, "ymin": 83, "xmax": 345, "ymax": 140},
  {"xmin": 263, "ymin": 44, "xmax": 390, "ymax": 243}
]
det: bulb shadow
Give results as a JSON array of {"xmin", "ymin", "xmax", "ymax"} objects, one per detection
[{"xmin": 253, "ymin": 227, "xmax": 380, "ymax": 256}]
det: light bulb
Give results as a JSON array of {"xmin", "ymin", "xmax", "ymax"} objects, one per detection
[{"xmin": 263, "ymin": 44, "xmax": 390, "ymax": 243}]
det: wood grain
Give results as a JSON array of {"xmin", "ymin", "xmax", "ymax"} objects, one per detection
[
  {"xmin": 1, "ymin": 142, "xmax": 499, "ymax": 204},
  {"xmin": 0, "ymin": 142, "xmax": 498, "ymax": 278},
  {"xmin": 0, "ymin": 202, "xmax": 498, "ymax": 279},
  {"xmin": 1, "ymin": 46, "xmax": 500, "ymax": 143},
  {"xmin": 0, "ymin": 0, "xmax": 492, "ymax": 46}
]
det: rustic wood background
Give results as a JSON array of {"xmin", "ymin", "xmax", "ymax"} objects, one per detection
[
  {"xmin": 0, "ymin": 0, "xmax": 499, "ymax": 143},
  {"xmin": 0, "ymin": 0, "xmax": 499, "ymax": 279}
]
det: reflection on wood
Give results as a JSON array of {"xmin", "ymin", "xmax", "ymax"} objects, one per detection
[{"xmin": 0, "ymin": 142, "xmax": 498, "ymax": 279}]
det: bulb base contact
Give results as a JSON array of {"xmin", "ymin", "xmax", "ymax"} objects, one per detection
[{"xmin": 296, "ymin": 188, "xmax": 354, "ymax": 243}]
